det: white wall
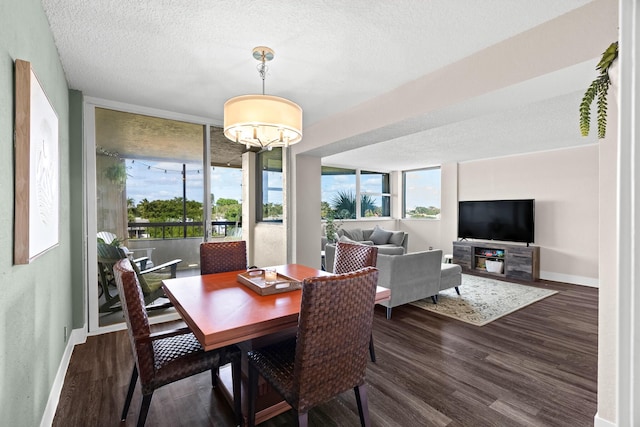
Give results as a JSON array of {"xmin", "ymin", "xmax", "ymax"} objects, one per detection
[
  {"xmin": 253, "ymin": 223, "xmax": 287, "ymax": 267},
  {"xmin": 396, "ymin": 147, "xmax": 599, "ymax": 287},
  {"xmin": 597, "ymin": 97, "xmax": 618, "ymax": 423},
  {"xmin": 458, "ymin": 145, "xmax": 599, "ymax": 286},
  {"xmin": 292, "ymin": 155, "xmax": 322, "ymax": 268}
]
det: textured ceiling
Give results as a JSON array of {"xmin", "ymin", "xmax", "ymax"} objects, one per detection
[{"xmin": 42, "ymin": 0, "xmax": 600, "ymax": 169}]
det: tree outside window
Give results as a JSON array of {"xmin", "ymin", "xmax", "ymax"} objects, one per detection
[{"xmin": 321, "ymin": 167, "xmax": 390, "ymax": 219}]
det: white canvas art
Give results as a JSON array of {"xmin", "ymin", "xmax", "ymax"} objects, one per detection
[{"xmin": 28, "ymin": 68, "xmax": 59, "ymax": 259}]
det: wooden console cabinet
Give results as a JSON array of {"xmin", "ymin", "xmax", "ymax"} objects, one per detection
[{"xmin": 452, "ymin": 241, "xmax": 540, "ymax": 282}]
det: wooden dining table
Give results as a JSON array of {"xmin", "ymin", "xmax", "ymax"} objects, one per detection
[{"xmin": 162, "ymin": 263, "xmax": 391, "ymax": 424}]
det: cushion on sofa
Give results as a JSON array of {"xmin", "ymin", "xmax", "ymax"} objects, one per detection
[
  {"xmin": 375, "ymin": 245, "xmax": 405, "ymax": 255},
  {"xmin": 370, "ymin": 226, "xmax": 393, "ymax": 245},
  {"xmin": 342, "ymin": 228, "xmax": 364, "ymax": 241},
  {"xmin": 388, "ymin": 230, "xmax": 405, "ymax": 246},
  {"xmin": 338, "ymin": 235, "xmax": 368, "ymax": 245},
  {"xmin": 440, "ymin": 263, "xmax": 462, "ymax": 290}
]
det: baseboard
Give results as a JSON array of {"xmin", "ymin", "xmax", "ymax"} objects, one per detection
[
  {"xmin": 539, "ymin": 270, "xmax": 599, "ymax": 288},
  {"xmin": 40, "ymin": 326, "xmax": 87, "ymax": 427},
  {"xmin": 594, "ymin": 412, "xmax": 616, "ymax": 427}
]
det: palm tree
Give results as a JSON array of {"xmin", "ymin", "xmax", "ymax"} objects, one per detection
[
  {"xmin": 360, "ymin": 194, "xmax": 377, "ymax": 217},
  {"xmin": 331, "ymin": 191, "xmax": 356, "ymax": 219},
  {"xmin": 331, "ymin": 191, "xmax": 379, "ymax": 218}
]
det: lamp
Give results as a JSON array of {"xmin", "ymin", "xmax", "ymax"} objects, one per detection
[{"xmin": 223, "ymin": 46, "xmax": 303, "ymax": 150}]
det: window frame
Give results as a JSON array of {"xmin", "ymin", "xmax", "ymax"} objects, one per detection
[
  {"xmin": 402, "ymin": 166, "xmax": 442, "ymax": 220},
  {"xmin": 359, "ymin": 170, "xmax": 391, "ymax": 218},
  {"xmin": 321, "ymin": 166, "xmax": 391, "ymax": 220},
  {"xmin": 256, "ymin": 148, "xmax": 284, "ymax": 222}
]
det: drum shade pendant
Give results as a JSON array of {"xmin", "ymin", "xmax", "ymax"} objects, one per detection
[{"xmin": 223, "ymin": 46, "xmax": 303, "ymax": 150}]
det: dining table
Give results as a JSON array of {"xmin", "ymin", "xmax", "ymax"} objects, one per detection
[{"xmin": 162, "ymin": 263, "xmax": 391, "ymax": 424}]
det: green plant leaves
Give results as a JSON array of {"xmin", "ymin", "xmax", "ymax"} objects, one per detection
[
  {"xmin": 580, "ymin": 41, "xmax": 617, "ymax": 139},
  {"xmin": 580, "ymin": 79, "xmax": 598, "ymax": 137},
  {"xmin": 596, "ymin": 41, "xmax": 619, "ymax": 74},
  {"xmin": 597, "ymin": 78, "xmax": 609, "ymax": 139}
]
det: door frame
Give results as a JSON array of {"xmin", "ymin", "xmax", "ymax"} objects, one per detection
[{"xmin": 83, "ymin": 97, "xmax": 219, "ymax": 334}]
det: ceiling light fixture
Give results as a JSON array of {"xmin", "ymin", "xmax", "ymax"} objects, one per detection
[{"xmin": 223, "ymin": 46, "xmax": 303, "ymax": 150}]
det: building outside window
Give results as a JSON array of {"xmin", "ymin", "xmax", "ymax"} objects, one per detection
[
  {"xmin": 403, "ymin": 167, "xmax": 441, "ymax": 219},
  {"xmin": 257, "ymin": 148, "xmax": 283, "ymax": 221}
]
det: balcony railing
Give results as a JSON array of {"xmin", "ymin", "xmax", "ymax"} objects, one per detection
[{"xmin": 127, "ymin": 220, "xmax": 241, "ymax": 240}]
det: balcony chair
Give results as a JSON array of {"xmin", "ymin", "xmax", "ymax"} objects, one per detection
[
  {"xmin": 112, "ymin": 258, "xmax": 242, "ymax": 427},
  {"xmin": 97, "ymin": 230, "xmax": 156, "ymax": 268},
  {"xmin": 97, "ymin": 242, "xmax": 181, "ymax": 313},
  {"xmin": 333, "ymin": 241, "xmax": 379, "ymax": 362},
  {"xmin": 200, "ymin": 240, "xmax": 252, "ymax": 274},
  {"xmin": 247, "ymin": 267, "xmax": 379, "ymax": 427}
]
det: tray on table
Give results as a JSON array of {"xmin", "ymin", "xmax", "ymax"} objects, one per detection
[{"xmin": 237, "ymin": 269, "xmax": 302, "ymax": 296}]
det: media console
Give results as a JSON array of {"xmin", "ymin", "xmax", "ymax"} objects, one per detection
[{"xmin": 452, "ymin": 241, "xmax": 540, "ymax": 282}]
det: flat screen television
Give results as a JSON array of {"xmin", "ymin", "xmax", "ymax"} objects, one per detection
[{"xmin": 458, "ymin": 199, "xmax": 535, "ymax": 244}]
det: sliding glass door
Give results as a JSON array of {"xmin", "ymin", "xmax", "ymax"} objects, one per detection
[{"xmin": 91, "ymin": 106, "xmax": 206, "ymax": 328}]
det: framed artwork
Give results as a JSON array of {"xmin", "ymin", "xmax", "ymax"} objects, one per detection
[{"xmin": 14, "ymin": 59, "xmax": 59, "ymax": 264}]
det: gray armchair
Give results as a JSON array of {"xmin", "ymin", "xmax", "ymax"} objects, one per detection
[{"xmin": 376, "ymin": 250, "xmax": 443, "ymax": 319}]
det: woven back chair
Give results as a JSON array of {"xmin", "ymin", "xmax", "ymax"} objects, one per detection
[
  {"xmin": 247, "ymin": 267, "xmax": 379, "ymax": 427},
  {"xmin": 200, "ymin": 240, "xmax": 248, "ymax": 274},
  {"xmin": 333, "ymin": 241, "xmax": 379, "ymax": 362},
  {"xmin": 333, "ymin": 241, "xmax": 378, "ymax": 274},
  {"xmin": 112, "ymin": 259, "xmax": 242, "ymax": 427}
]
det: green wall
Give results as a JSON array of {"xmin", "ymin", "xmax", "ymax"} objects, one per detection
[{"xmin": 1, "ymin": 0, "xmax": 81, "ymax": 424}]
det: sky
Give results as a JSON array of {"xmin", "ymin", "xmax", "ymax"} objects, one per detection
[
  {"xmin": 403, "ymin": 168, "xmax": 441, "ymax": 210},
  {"xmin": 125, "ymin": 159, "xmax": 242, "ymax": 205}
]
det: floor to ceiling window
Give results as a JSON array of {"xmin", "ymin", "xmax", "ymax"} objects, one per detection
[
  {"xmin": 93, "ymin": 107, "xmax": 206, "ymax": 328},
  {"xmin": 88, "ymin": 105, "xmax": 249, "ymax": 331}
]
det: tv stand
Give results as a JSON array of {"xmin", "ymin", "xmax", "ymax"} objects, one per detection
[{"xmin": 452, "ymin": 241, "xmax": 539, "ymax": 282}]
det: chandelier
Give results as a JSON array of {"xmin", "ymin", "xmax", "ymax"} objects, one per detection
[{"xmin": 223, "ymin": 46, "xmax": 303, "ymax": 150}]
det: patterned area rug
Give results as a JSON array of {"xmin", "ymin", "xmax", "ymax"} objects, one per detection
[{"xmin": 410, "ymin": 274, "xmax": 558, "ymax": 326}]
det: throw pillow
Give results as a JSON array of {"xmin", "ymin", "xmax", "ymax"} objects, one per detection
[
  {"xmin": 388, "ymin": 231, "xmax": 405, "ymax": 246},
  {"xmin": 341, "ymin": 228, "xmax": 364, "ymax": 241},
  {"xmin": 369, "ymin": 225, "xmax": 393, "ymax": 245},
  {"xmin": 338, "ymin": 235, "xmax": 356, "ymax": 244},
  {"xmin": 348, "ymin": 228, "xmax": 364, "ymax": 241}
]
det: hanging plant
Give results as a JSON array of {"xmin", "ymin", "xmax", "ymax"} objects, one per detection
[
  {"xmin": 104, "ymin": 163, "xmax": 128, "ymax": 187},
  {"xmin": 580, "ymin": 41, "xmax": 618, "ymax": 139}
]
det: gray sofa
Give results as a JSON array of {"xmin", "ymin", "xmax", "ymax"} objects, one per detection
[
  {"xmin": 376, "ymin": 250, "xmax": 463, "ymax": 319},
  {"xmin": 323, "ymin": 226, "xmax": 408, "ymax": 273}
]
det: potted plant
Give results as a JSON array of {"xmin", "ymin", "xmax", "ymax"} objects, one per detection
[
  {"xmin": 324, "ymin": 214, "xmax": 342, "ymax": 243},
  {"xmin": 580, "ymin": 41, "xmax": 618, "ymax": 139}
]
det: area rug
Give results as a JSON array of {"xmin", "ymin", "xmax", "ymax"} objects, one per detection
[{"xmin": 410, "ymin": 275, "xmax": 558, "ymax": 326}]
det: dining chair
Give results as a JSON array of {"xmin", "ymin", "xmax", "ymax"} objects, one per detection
[
  {"xmin": 112, "ymin": 258, "xmax": 242, "ymax": 427},
  {"xmin": 333, "ymin": 241, "xmax": 379, "ymax": 362},
  {"xmin": 200, "ymin": 240, "xmax": 248, "ymax": 274},
  {"xmin": 247, "ymin": 267, "xmax": 379, "ymax": 427}
]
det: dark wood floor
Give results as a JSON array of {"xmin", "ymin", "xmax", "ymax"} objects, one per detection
[{"xmin": 53, "ymin": 279, "xmax": 597, "ymax": 426}]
